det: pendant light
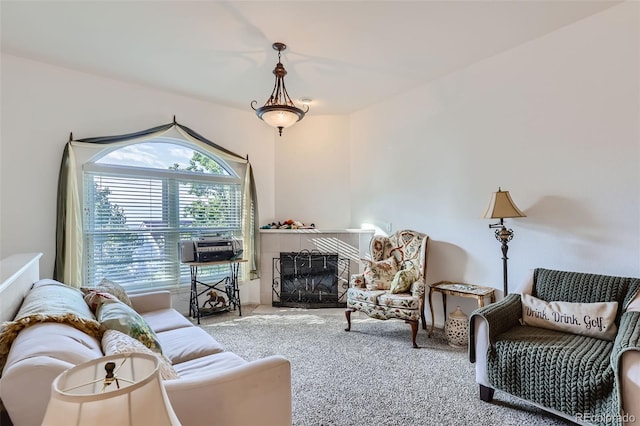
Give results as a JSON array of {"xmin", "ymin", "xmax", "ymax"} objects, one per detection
[{"xmin": 251, "ymin": 42, "xmax": 308, "ymax": 136}]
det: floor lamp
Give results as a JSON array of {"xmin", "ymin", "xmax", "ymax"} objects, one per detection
[{"xmin": 483, "ymin": 187, "xmax": 526, "ymax": 296}]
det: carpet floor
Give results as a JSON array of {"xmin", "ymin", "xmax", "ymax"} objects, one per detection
[{"xmin": 197, "ymin": 306, "xmax": 574, "ymax": 426}]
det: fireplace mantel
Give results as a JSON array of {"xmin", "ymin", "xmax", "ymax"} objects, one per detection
[
  {"xmin": 259, "ymin": 228, "xmax": 374, "ymax": 305},
  {"xmin": 259, "ymin": 228, "xmax": 374, "ymax": 234}
]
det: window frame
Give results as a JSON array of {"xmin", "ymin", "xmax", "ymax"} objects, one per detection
[{"xmin": 81, "ymin": 138, "xmax": 244, "ymax": 292}]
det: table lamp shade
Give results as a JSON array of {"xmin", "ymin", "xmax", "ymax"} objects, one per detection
[
  {"xmin": 42, "ymin": 353, "xmax": 180, "ymax": 426},
  {"xmin": 483, "ymin": 188, "xmax": 526, "ymax": 219}
]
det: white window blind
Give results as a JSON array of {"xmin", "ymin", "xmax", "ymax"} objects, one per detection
[{"xmin": 83, "ymin": 145, "xmax": 243, "ymax": 291}]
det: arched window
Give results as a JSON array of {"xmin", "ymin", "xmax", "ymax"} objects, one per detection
[{"xmin": 83, "ymin": 138, "xmax": 244, "ymax": 290}]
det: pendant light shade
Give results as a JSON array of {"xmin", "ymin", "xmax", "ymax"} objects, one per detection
[{"xmin": 251, "ymin": 42, "xmax": 308, "ymax": 136}]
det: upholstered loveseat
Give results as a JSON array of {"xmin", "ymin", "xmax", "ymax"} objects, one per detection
[
  {"xmin": 0, "ymin": 271, "xmax": 291, "ymax": 426},
  {"xmin": 345, "ymin": 230, "xmax": 429, "ymax": 347},
  {"xmin": 470, "ymin": 268, "xmax": 640, "ymax": 425}
]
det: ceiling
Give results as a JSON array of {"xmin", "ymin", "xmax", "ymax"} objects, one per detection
[{"xmin": 0, "ymin": 1, "xmax": 620, "ymax": 115}]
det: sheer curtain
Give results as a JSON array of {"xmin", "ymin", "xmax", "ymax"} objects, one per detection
[{"xmin": 54, "ymin": 121, "xmax": 260, "ymax": 287}]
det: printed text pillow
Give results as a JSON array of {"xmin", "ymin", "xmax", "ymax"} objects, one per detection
[{"xmin": 521, "ymin": 294, "xmax": 618, "ymax": 341}]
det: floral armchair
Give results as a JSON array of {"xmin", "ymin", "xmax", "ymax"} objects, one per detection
[{"xmin": 345, "ymin": 230, "xmax": 429, "ymax": 348}]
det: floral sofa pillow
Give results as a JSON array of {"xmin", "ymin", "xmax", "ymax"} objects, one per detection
[{"xmin": 96, "ymin": 298, "xmax": 163, "ymax": 353}]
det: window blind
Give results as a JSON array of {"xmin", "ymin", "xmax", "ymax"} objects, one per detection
[{"xmin": 84, "ymin": 171, "xmax": 242, "ymax": 290}]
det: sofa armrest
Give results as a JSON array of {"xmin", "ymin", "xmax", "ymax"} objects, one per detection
[
  {"xmin": 469, "ymin": 293, "xmax": 521, "ymax": 363},
  {"xmin": 611, "ymin": 310, "xmax": 640, "ymax": 422},
  {"xmin": 128, "ymin": 291, "xmax": 172, "ymax": 313},
  {"xmin": 164, "ymin": 355, "xmax": 291, "ymax": 426}
]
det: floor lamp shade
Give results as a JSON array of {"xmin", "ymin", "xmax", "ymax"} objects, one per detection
[
  {"xmin": 482, "ymin": 188, "xmax": 526, "ymax": 220},
  {"xmin": 42, "ymin": 353, "xmax": 180, "ymax": 426}
]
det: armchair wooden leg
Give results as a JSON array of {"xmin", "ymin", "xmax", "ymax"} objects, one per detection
[
  {"xmin": 345, "ymin": 308, "xmax": 354, "ymax": 332},
  {"xmin": 479, "ymin": 384, "xmax": 495, "ymax": 402},
  {"xmin": 407, "ymin": 320, "xmax": 419, "ymax": 348},
  {"xmin": 421, "ymin": 309, "xmax": 427, "ymax": 331}
]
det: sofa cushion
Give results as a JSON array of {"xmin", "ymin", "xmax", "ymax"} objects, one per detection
[
  {"xmin": 521, "ymin": 294, "xmax": 618, "ymax": 341},
  {"xmin": 377, "ymin": 292, "xmax": 421, "ymax": 310},
  {"xmin": 102, "ymin": 329, "xmax": 179, "ymax": 380},
  {"xmin": 173, "ymin": 352, "xmax": 247, "ymax": 379},
  {"xmin": 96, "ymin": 299, "xmax": 163, "ymax": 353},
  {"xmin": 3, "ymin": 323, "xmax": 102, "ymax": 372},
  {"xmin": 347, "ymin": 298, "xmax": 421, "ymax": 321},
  {"xmin": 346, "ymin": 288, "xmax": 386, "ymax": 304},
  {"xmin": 140, "ymin": 309, "xmax": 193, "ymax": 333},
  {"xmin": 363, "ymin": 257, "xmax": 398, "ymax": 290},
  {"xmin": 488, "ymin": 324, "xmax": 614, "ymax": 417},
  {"xmin": 157, "ymin": 327, "xmax": 224, "ymax": 364}
]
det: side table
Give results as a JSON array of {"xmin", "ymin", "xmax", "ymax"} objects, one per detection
[
  {"xmin": 428, "ymin": 281, "xmax": 496, "ymax": 337},
  {"xmin": 183, "ymin": 259, "xmax": 247, "ymax": 324}
]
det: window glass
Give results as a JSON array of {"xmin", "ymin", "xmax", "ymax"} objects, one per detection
[
  {"xmin": 97, "ymin": 142, "xmax": 232, "ymax": 175},
  {"xmin": 83, "ymin": 139, "xmax": 242, "ymax": 291}
]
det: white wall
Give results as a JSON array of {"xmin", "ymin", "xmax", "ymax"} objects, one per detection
[
  {"xmin": 273, "ymin": 114, "xmax": 351, "ymax": 228},
  {"xmin": 0, "ymin": 54, "xmax": 276, "ymax": 281},
  {"xmin": 1, "ymin": 3, "xmax": 638, "ymax": 321},
  {"xmin": 350, "ymin": 2, "xmax": 639, "ymax": 320}
]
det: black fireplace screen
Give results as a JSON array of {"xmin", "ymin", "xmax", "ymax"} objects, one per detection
[{"xmin": 272, "ymin": 250, "xmax": 350, "ymax": 308}]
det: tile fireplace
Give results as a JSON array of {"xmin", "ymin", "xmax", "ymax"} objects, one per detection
[{"xmin": 259, "ymin": 229, "xmax": 374, "ymax": 306}]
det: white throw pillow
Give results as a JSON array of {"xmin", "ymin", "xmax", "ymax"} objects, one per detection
[
  {"xmin": 521, "ymin": 294, "xmax": 618, "ymax": 341},
  {"xmin": 102, "ymin": 329, "xmax": 179, "ymax": 380}
]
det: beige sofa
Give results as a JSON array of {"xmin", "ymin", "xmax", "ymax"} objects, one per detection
[{"xmin": 0, "ymin": 254, "xmax": 291, "ymax": 426}]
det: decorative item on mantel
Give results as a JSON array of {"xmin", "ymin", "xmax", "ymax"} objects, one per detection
[
  {"xmin": 260, "ymin": 219, "xmax": 315, "ymax": 230},
  {"xmin": 445, "ymin": 306, "xmax": 469, "ymax": 348}
]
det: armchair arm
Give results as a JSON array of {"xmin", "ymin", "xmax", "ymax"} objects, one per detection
[
  {"xmin": 411, "ymin": 280, "xmax": 425, "ymax": 298},
  {"xmin": 611, "ymin": 310, "xmax": 640, "ymax": 420},
  {"xmin": 469, "ymin": 293, "xmax": 521, "ymax": 363},
  {"xmin": 349, "ymin": 273, "xmax": 365, "ymax": 288}
]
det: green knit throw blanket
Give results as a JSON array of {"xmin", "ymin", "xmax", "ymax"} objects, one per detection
[{"xmin": 472, "ymin": 269, "xmax": 640, "ymax": 426}]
